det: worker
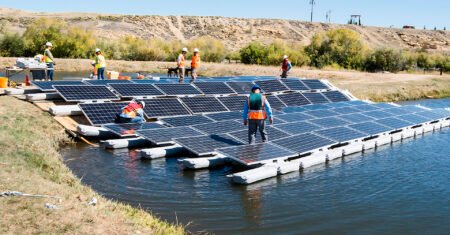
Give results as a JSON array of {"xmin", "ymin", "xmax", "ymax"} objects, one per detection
[
  {"xmin": 89, "ymin": 60, "xmax": 97, "ymax": 79},
  {"xmin": 177, "ymin": 47, "xmax": 188, "ymax": 83},
  {"xmin": 116, "ymin": 100, "xmax": 146, "ymax": 123},
  {"xmin": 190, "ymin": 48, "xmax": 201, "ymax": 83},
  {"xmin": 242, "ymin": 84, "xmax": 273, "ymax": 144},
  {"xmin": 281, "ymin": 55, "xmax": 292, "ymax": 78},
  {"xmin": 94, "ymin": 48, "xmax": 106, "ymax": 80},
  {"xmin": 43, "ymin": 42, "xmax": 56, "ymax": 81}
]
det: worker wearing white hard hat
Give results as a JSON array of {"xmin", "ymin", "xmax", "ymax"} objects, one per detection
[
  {"xmin": 43, "ymin": 42, "xmax": 55, "ymax": 81},
  {"xmin": 177, "ymin": 48, "xmax": 188, "ymax": 83},
  {"xmin": 116, "ymin": 99, "xmax": 146, "ymax": 123},
  {"xmin": 281, "ymin": 55, "xmax": 292, "ymax": 78},
  {"xmin": 190, "ymin": 48, "xmax": 201, "ymax": 83},
  {"xmin": 94, "ymin": 48, "xmax": 106, "ymax": 80}
]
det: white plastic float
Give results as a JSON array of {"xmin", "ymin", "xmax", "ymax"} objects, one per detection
[
  {"xmin": 49, "ymin": 105, "xmax": 82, "ymax": 116},
  {"xmin": 102, "ymin": 137, "xmax": 150, "ymax": 149},
  {"xmin": 140, "ymin": 144, "xmax": 185, "ymax": 159},
  {"xmin": 26, "ymin": 93, "xmax": 61, "ymax": 101},
  {"xmin": 230, "ymin": 165, "xmax": 278, "ymax": 184},
  {"xmin": 5, "ymin": 88, "xmax": 41, "ymax": 95},
  {"xmin": 181, "ymin": 155, "xmax": 228, "ymax": 170},
  {"xmin": 76, "ymin": 124, "xmax": 115, "ymax": 138}
]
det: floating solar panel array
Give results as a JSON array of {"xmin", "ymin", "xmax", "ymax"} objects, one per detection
[
  {"xmin": 32, "ymin": 81, "xmax": 86, "ymax": 91},
  {"xmin": 54, "ymin": 85, "xmax": 120, "ymax": 102}
]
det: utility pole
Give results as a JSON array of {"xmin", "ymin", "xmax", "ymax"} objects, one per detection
[
  {"xmin": 310, "ymin": 0, "xmax": 316, "ymax": 22},
  {"xmin": 326, "ymin": 10, "xmax": 332, "ymax": 23}
]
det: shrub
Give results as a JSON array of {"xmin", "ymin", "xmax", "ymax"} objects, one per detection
[
  {"xmin": 239, "ymin": 41, "xmax": 268, "ymax": 65},
  {"xmin": 364, "ymin": 48, "xmax": 405, "ymax": 73},
  {"xmin": 188, "ymin": 36, "xmax": 227, "ymax": 62},
  {"xmin": 0, "ymin": 33, "xmax": 25, "ymax": 57}
]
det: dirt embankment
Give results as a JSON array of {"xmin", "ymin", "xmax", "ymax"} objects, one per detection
[{"xmin": 1, "ymin": 7, "xmax": 449, "ymax": 52}]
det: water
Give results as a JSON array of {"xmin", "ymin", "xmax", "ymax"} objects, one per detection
[{"xmin": 62, "ymin": 99, "xmax": 450, "ymax": 234}]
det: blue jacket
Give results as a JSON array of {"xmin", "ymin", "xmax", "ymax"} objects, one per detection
[{"xmin": 242, "ymin": 96, "xmax": 273, "ymax": 120}]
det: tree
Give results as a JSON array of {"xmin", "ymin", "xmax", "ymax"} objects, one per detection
[
  {"xmin": 0, "ymin": 33, "xmax": 25, "ymax": 57},
  {"xmin": 22, "ymin": 18, "xmax": 65, "ymax": 56},
  {"xmin": 239, "ymin": 42, "xmax": 268, "ymax": 65},
  {"xmin": 364, "ymin": 48, "xmax": 405, "ymax": 73}
]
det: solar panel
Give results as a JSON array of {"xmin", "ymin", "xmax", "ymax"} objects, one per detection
[
  {"xmin": 218, "ymin": 96, "xmax": 246, "ymax": 111},
  {"xmin": 352, "ymin": 104, "xmax": 380, "ymax": 112},
  {"xmin": 79, "ymin": 102, "xmax": 127, "ymax": 126},
  {"xmin": 338, "ymin": 113, "xmax": 374, "ymax": 123},
  {"xmin": 322, "ymin": 91, "xmax": 350, "ymax": 102},
  {"xmin": 180, "ymin": 97, "xmax": 228, "ymax": 114},
  {"xmin": 194, "ymin": 82, "xmax": 236, "ymax": 95},
  {"xmin": 131, "ymin": 80, "xmax": 158, "ymax": 84},
  {"xmin": 315, "ymin": 127, "xmax": 366, "ymax": 143},
  {"xmin": 349, "ymin": 122, "xmax": 392, "ymax": 136},
  {"xmin": 303, "ymin": 92, "xmax": 330, "ymax": 104},
  {"xmin": 54, "ymin": 85, "xmax": 120, "ymax": 102},
  {"xmin": 396, "ymin": 114, "xmax": 430, "ymax": 124},
  {"xmin": 160, "ymin": 115, "xmax": 213, "ymax": 127},
  {"xmin": 206, "ymin": 111, "xmax": 242, "ymax": 121},
  {"xmin": 218, "ymin": 143, "xmax": 296, "ymax": 165},
  {"xmin": 277, "ymin": 92, "xmax": 311, "ymax": 106},
  {"xmin": 281, "ymin": 79, "xmax": 309, "ymax": 91},
  {"xmin": 362, "ymin": 110, "xmax": 394, "ymax": 119},
  {"xmin": 304, "ymin": 109, "xmax": 340, "ymax": 118},
  {"xmin": 416, "ymin": 111, "xmax": 447, "ymax": 121},
  {"xmin": 32, "ymin": 81, "xmax": 85, "ymax": 91},
  {"xmin": 400, "ymin": 106, "xmax": 426, "ymax": 113},
  {"xmin": 375, "ymin": 117, "xmax": 413, "ymax": 130},
  {"xmin": 325, "ymin": 102, "xmax": 354, "ymax": 108},
  {"xmin": 276, "ymin": 113, "xmax": 314, "ymax": 122},
  {"xmin": 226, "ymin": 82, "xmax": 254, "ymax": 94},
  {"xmin": 282, "ymin": 106, "xmax": 306, "ymax": 113},
  {"xmin": 273, "ymin": 133, "xmax": 336, "ymax": 154},
  {"xmin": 175, "ymin": 134, "xmax": 244, "ymax": 156},
  {"xmin": 274, "ymin": 121, "xmax": 322, "ymax": 134},
  {"xmin": 228, "ymin": 126, "xmax": 291, "ymax": 143},
  {"xmin": 309, "ymin": 117, "xmax": 350, "ymax": 128},
  {"xmin": 83, "ymin": 80, "xmax": 133, "ymax": 85},
  {"xmin": 429, "ymin": 109, "xmax": 450, "ymax": 119},
  {"xmin": 191, "ymin": 120, "xmax": 243, "ymax": 134},
  {"xmin": 329, "ymin": 106, "xmax": 361, "ymax": 114},
  {"xmin": 155, "ymin": 84, "xmax": 202, "ymax": 95},
  {"xmin": 372, "ymin": 103, "xmax": 397, "ymax": 109},
  {"xmin": 348, "ymin": 100, "xmax": 370, "ymax": 106},
  {"xmin": 382, "ymin": 107, "xmax": 413, "ymax": 115},
  {"xmin": 109, "ymin": 83, "xmax": 164, "ymax": 97},
  {"xmin": 137, "ymin": 126, "xmax": 205, "ymax": 145},
  {"xmin": 255, "ymin": 80, "xmax": 289, "ymax": 93},
  {"xmin": 103, "ymin": 122, "xmax": 165, "ymax": 137},
  {"xmin": 266, "ymin": 95, "xmax": 287, "ymax": 111},
  {"xmin": 140, "ymin": 98, "xmax": 191, "ymax": 118},
  {"xmin": 302, "ymin": 80, "xmax": 329, "ymax": 90}
]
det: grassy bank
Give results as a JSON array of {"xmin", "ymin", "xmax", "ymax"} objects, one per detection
[
  {"xmin": 0, "ymin": 96, "xmax": 184, "ymax": 234},
  {"xmin": 1, "ymin": 57, "xmax": 450, "ymax": 101}
]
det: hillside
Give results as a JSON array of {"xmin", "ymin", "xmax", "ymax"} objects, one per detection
[{"xmin": 0, "ymin": 7, "xmax": 449, "ymax": 51}]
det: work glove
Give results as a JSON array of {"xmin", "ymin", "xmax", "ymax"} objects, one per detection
[
  {"xmin": 243, "ymin": 120, "xmax": 248, "ymax": 126},
  {"xmin": 269, "ymin": 118, "xmax": 273, "ymax": 124}
]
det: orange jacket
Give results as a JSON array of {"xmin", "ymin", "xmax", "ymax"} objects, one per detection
[{"xmin": 191, "ymin": 54, "xmax": 200, "ymax": 68}]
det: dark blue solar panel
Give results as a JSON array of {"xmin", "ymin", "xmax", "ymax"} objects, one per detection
[
  {"xmin": 273, "ymin": 133, "xmax": 336, "ymax": 154},
  {"xmin": 32, "ymin": 80, "xmax": 85, "ymax": 91},
  {"xmin": 155, "ymin": 84, "xmax": 202, "ymax": 95},
  {"xmin": 282, "ymin": 106, "xmax": 307, "ymax": 113},
  {"xmin": 304, "ymin": 109, "xmax": 340, "ymax": 118},
  {"xmin": 330, "ymin": 106, "xmax": 361, "ymax": 114},
  {"xmin": 103, "ymin": 122, "xmax": 165, "ymax": 137},
  {"xmin": 303, "ymin": 92, "xmax": 330, "ymax": 104},
  {"xmin": 137, "ymin": 126, "xmax": 205, "ymax": 145},
  {"xmin": 160, "ymin": 115, "xmax": 213, "ymax": 127},
  {"xmin": 180, "ymin": 97, "xmax": 228, "ymax": 114},
  {"xmin": 194, "ymin": 82, "xmax": 236, "ymax": 95},
  {"xmin": 79, "ymin": 102, "xmax": 128, "ymax": 126},
  {"xmin": 277, "ymin": 93, "xmax": 311, "ymax": 106},
  {"xmin": 302, "ymin": 80, "xmax": 329, "ymax": 90},
  {"xmin": 372, "ymin": 103, "xmax": 397, "ymax": 109},
  {"xmin": 281, "ymin": 79, "xmax": 309, "ymax": 91},
  {"xmin": 140, "ymin": 98, "xmax": 191, "ymax": 118},
  {"xmin": 338, "ymin": 113, "xmax": 374, "ymax": 123},
  {"xmin": 192, "ymin": 120, "xmax": 243, "ymax": 134},
  {"xmin": 399, "ymin": 106, "xmax": 426, "ymax": 113},
  {"xmin": 83, "ymin": 79, "xmax": 133, "ymax": 85},
  {"xmin": 206, "ymin": 111, "xmax": 242, "ymax": 121},
  {"xmin": 218, "ymin": 143, "xmax": 296, "ymax": 165},
  {"xmin": 309, "ymin": 117, "xmax": 350, "ymax": 128},
  {"xmin": 228, "ymin": 126, "xmax": 291, "ymax": 143},
  {"xmin": 109, "ymin": 83, "xmax": 164, "ymax": 97},
  {"xmin": 349, "ymin": 122, "xmax": 392, "ymax": 136},
  {"xmin": 175, "ymin": 134, "xmax": 244, "ymax": 156},
  {"xmin": 362, "ymin": 110, "xmax": 394, "ymax": 119},
  {"xmin": 226, "ymin": 82, "xmax": 254, "ymax": 94},
  {"xmin": 276, "ymin": 113, "xmax": 314, "ymax": 122},
  {"xmin": 255, "ymin": 80, "xmax": 289, "ymax": 93},
  {"xmin": 218, "ymin": 96, "xmax": 246, "ymax": 111},
  {"xmin": 325, "ymin": 102, "xmax": 354, "ymax": 108},
  {"xmin": 416, "ymin": 111, "xmax": 448, "ymax": 121},
  {"xmin": 266, "ymin": 95, "xmax": 287, "ymax": 111},
  {"xmin": 315, "ymin": 127, "xmax": 366, "ymax": 143},
  {"xmin": 322, "ymin": 91, "xmax": 350, "ymax": 102},
  {"xmin": 348, "ymin": 101, "xmax": 370, "ymax": 106},
  {"xmin": 383, "ymin": 107, "xmax": 413, "ymax": 115},
  {"xmin": 375, "ymin": 117, "xmax": 413, "ymax": 130},
  {"xmin": 274, "ymin": 121, "xmax": 322, "ymax": 134},
  {"xmin": 54, "ymin": 85, "xmax": 120, "ymax": 102}
]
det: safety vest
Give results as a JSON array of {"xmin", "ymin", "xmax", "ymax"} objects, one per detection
[
  {"xmin": 191, "ymin": 54, "xmax": 200, "ymax": 68},
  {"xmin": 247, "ymin": 94, "xmax": 267, "ymax": 120},
  {"xmin": 282, "ymin": 59, "xmax": 290, "ymax": 71},
  {"xmin": 96, "ymin": 55, "xmax": 106, "ymax": 68},
  {"xmin": 178, "ymin": 54, "xmax": 185, "ymax": 68},
  {"xmin": 43, "ymin": 49, "xmax": 53, "ymax": 63},
  {"xmin": 121, "ymin": 102, "xmax": 142, "ymax": 118}
]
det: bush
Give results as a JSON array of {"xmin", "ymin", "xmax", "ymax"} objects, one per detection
[
  {"xmin": 364, "ymin": 48, "xmax": 406, "ymax": 73},
  {"xmin": 22, "ymin": 18, "xmax": 65, "ymax": 56},
  {"xmin": 0, "ymin": 33, "xmax": 25, "ymax": 57},
  {"xmin": 239, "ymin": 40, "xmax": 310, "ymax": 66},
  {"xmin": 188, "ymin": 36, "xmax": 227, "ymax": 62},
  {"xmin": 240, "ymin": 42, "xmax": 268, "ymax": 65}
]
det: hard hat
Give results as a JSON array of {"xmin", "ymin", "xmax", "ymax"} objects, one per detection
[
  {"xmin": 95, "ymin": 48, "xmax": 101, "ymax": 53},
  {"xmin": 283, "ymin": 55, "xmax": 288, "ymax": 59},
  {"xmin": 194, "ymin": 48, "xmax": 199, "ymax": 53},
  {"xmin": 251, "ymin": 84, "xmax": 261, "ymax": 92},
  {"xmin": 138, "ymin": 100, "xmax": 146, "ymax": 108},
  {"xmin": 46, "ymin": 42, "xmax": 53, "ymax": 47},
  {"xmin": 182, "ymin": 47, "xmax": 188, "ymax": 52}
]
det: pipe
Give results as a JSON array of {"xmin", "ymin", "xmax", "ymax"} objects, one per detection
[{"xmin": 140, "ymin": 144, "xmax": 184, "ymax": 159}]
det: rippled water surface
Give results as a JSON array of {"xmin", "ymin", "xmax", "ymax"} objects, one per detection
[{"xmin": 62, "ymin": 99, "xmax": 450, "ymax": 234}]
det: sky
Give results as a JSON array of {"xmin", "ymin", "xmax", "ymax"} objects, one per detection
[{"xmin": 0, "ymin": 0, "xmax": 448, "ymax": 29}]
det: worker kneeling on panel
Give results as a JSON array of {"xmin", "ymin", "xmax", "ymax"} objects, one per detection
[
  {"xmin": 116, "ymin": 100, "xmax": 146, "ymax": 123},
  {"xmin": 243, "ymin": 85, "xmax": 273, "ymax": 144}
]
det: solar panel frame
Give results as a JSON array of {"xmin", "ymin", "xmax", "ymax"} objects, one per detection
[
  {"xmin": 303, "ymin": 92, "xmax": 331, "ymax": 104},
  {"xmin": 273, "ymin": 133, "xmax": 336, "ymax": 154},
  {"xmin": 193, "ymin": 82, "xmax": 236, "ymax": 95},
  {"xmin": 191, "ymin": 120, "xmax": 243, "ymax": 135},
  {"xmin": 218, "ymin": 96, "xmax": 246, "ymax": 111},
  {"xmin": 280, "ymin": 79, "xmax": 309, "ymax": 91},
  {"xmin": 227, "ymin": 126, "xmax": 291, "ymax": 144},
  {"xmin": 180, "ymin": 96, "xmax": 229, "ymax": 114},
  {"xmin": 154, "ymin": 83, "xmax": 203, "ymax": 96},
  {"xmin": 79, "ymin": 102, "xmax": 128, "ymax": 126},
  {"xmin": 302, "ymin": 80, "xmax": 329, "ymax": 90},
  {"xmin": 315, "ymin": 127, "xmax": 366, "ymax": 143},
  {"xmin": 277, "ymin": 92, "xmax": 311, "ymax": 106},
  {"xmin": 160, "ymin": 115, "xmax": 214, "ymax": 127},
  {"xmin": 140, "ymin": 98, "xmax": 192, "ymax": 118},
  {"xmin": 32, "ymin": 80, "xmax": 86, "ymax": 91},
  {"xmin": 349, "ymin": 122, "xmax": 392, "ymax": 136},
  {"xmin": 225, "ymin": 82, "xmax": 254, "ymax": 94},
  {"xmin": 54, "ymin": 85, "xmax": 120, "ymax": 102},
  {"xmin": 83, "ymin": 79, "xmax": 133, "ymax": 85},
  {"xmin": 108, "ymin": 83, "xmax": 164, "ymax": 98},
  {"xmin": 218, "ymin": 143, "xmax": 297, "ymax": 165},
  {"xmin": 103, "ymin": 122, "xmax": 165, "ymax": 137},
  {"xmin": 174, "ymin": 134, "xmax": 244, "ymax": 156},
  {"xmin": 255, "ymin": 80, "xmax": 289, "ymax": 93},
  {"xmin": 322, "ymin": 90, "xmax": 350, "ymax": 102}
]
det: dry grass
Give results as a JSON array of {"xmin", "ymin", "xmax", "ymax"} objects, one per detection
[{"xmin": 0, "ymin": 96, "xmax": 185, "ymax": 235}]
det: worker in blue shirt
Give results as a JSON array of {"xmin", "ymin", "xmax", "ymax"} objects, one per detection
[
  {"xmin": 243, "ymin": 84, "xmax": 273, "ymax": 144},
  {"xmin": 116, "ymin": 100, "xmax": 146, "ymax": 123}
]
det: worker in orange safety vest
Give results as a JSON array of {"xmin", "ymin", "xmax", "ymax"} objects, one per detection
[
  {"xmin": 190, "ymin": 48, "xmax": 201, "ymax": 83},
  {"xmin": 242, "ymin": 84, "xmax": 273, "ymax": 144},
  {"xmin": 177, "ymin": 47, "xmax": 188, "ymax": 83}
]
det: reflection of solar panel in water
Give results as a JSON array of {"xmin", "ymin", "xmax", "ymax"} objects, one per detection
[
  {"xmin": 32, "ymin": 81, "xmax": 85, "ymax": 91},
  {"xmin": 194, "ymin": 82, "xmax": 235, "ymax": 95},
  {"xmin": 349, "ymin": 122, "xmax": 392, "ymax": 136},
  {"xmin": 228, "ymin": 126, "xmax": 290, "ymax": 143},
  {"xmin": 180, "ymin": 97, "xmax": 228, "ymax": 114},
  {"xmin": 273, "ymin": 133, "xmax": 335, "ymax": 154},
  {"xmin": 266, "ymin": 95, "xmax": 286, "ymax": 111},
  {"xmin": 191, "ymin": 120, "xmax": 243, "ymax": 134},
  {"xmin": 137, "ymin": 126, "xmax": 204, "ymax": 145},
  {"xmin": 352, "ymin": 104, "xmax": 380, "ymax": 112},
  {"xmin": 225, "ymin": 82, "xmax": 254, "ymax": 94},
  {"xmin": 103, "ymin": 122, "xmax": 165, "ymax": 137},
  {"xmin": 155, "ymin": 84, "xmax": 202, "ymax": 95},
  {"xmin": 206, "ymin": 111, "xmax": 242, "ymax": 121},
  {"xmin": 330, "ymin": 106, "xmax": 361, "ymax": 114},
  {"xmin": 83, "ymin": 80, "xmax": 133, "ymax": 85},
  {"xmin": 302, "ymin": 80, "xmax": 329, "ymax": 90},
  {"xmin": 54, "ymin": 85, "xmax": 120, "ymax": 102},
  {"xmin": 309, "ymin": 117, "xmax": 350, "ymax": 128},
  {"xmin": 218, "ymin": 96, "xmax": 246, "ymax": 111},
  {"xmin": 322, "ymin": 91, "xmax": 350, "ymax": 102},
  {"xmin": 302, "ymin": 104, "xmax": 331, "ymax": 110},
  {"xmin": 303, "ymin": 92, "xmax": 330, "ymax": 104},
  {"xmin": 277, "ymin": 93, "xmax": 311, "ymax": 106},
  {"xmin": 362, "ymin": 110, "xmax": 394, "ymax": 119},
  {"xmin": 338, "ymin": 113, "xmax": 374, "ymax": 123},
  {"xmin": 375, "ymin": 117, "xmax": 413, "ymax": 130},
  {"xmin": 255, "ymin": 80, "xmax": 289, "ymax": 93},
  {"xmin": 396, "ymin": 114, "xmax": 430, "ymax": 124},
  {"xmin": 109, "ymin": 83, "xmax": 164, "ymax": 97},
  {"xmin": 305, "ymin": 109, "xmax": 339, "ymax": 118},
  {"xmin": 140, "ymin": 98, "xmax": 191, "ymax": 118},
  {"xmin": 79, "ymin": 102, "xmax": 127, "ymax": 126},
  {"xmin": 160, "ymin": 115, "xmax": 213, "ymax": 127},
  {"xmin": 274, "ymin": 121, "xmax": 322, "ymax": 134},
  {"xmin": 218, "ymin": 143, "xmax": 296, "ymax": 165},
  {"xmin": 315, "ymin": 127, "xmax": 366, "ymax": 143},
  {"xmin": 281, "ymin": 79, "xmax": 309, "ymax": 91},
  {"xmin": 277, "ymin": 113, "xmax": 314, "ymax": 122},
  {"xmin": 175, "ymin": 134, "xmax": 244, "ymax": 156}
]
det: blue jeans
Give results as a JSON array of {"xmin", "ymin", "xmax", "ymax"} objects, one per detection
[
  {"xmin": 46, "ymin": 63, "xmax": 54, "ymax": 81},
  {"xmin": 97, "ymin": 67, "xmax": 105, "ymax": 80},
  {"xmin": 130, "ymin": 116, "xmax": 144, "ymax": 123}
]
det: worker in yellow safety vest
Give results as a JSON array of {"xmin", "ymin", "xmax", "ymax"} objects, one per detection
[
  {"xmin": 243, "ymin": 84, "xmax": 273, "ymax": 144},
  {"xmin": 177, "ymin": 47, "xmax": 188, "ymax": 83},
  {"xmin": 43, "ymin": 42, "xmax": 56, "ymax": 81},
  {"xmin": 190, "ymin": 48, "xmax": 201, "ymax": 83},
  {"xmin": 94, "ymin": 48, "xmax": 106, "ymax": 80}
]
